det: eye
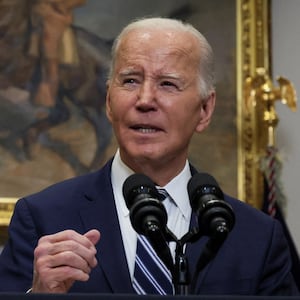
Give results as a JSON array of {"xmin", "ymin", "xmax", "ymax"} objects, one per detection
[
  {"xmin": 123, "ymin": 78, "xmax": 138, "ymax": 85},
  {"xmin": 160, "ymin": 80, "xmax": 179, "ymax": 90}
]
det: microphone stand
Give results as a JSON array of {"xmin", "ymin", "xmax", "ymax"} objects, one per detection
[
  {"xmin": 165, "ymin": 228, "xmax": 199, "ymax": 295},
  {"xmin": 173, "ymin": 238, "xmax": 190, "ymax": 295},
  {"xmin": 142, "ymin": 221, "xmax": 192, "ymax": 294},
  {"xmin": 165, "ymin": 223, "xmax": 229, "ymax": 295},
  {"xmin": 142, "ymin": 216, "xmax": 232, "ymax": 295}
]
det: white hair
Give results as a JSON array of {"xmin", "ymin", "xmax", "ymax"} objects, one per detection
[{"xmin": 109, "ymin": 17, "xmax": 215, "ymax": 99}]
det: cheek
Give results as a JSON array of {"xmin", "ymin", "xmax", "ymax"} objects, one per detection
[
  {"xmin": 173, "ymin": 104, "xmax": 201, "ymax": 127},
  {"xmin": 107, "ymin": 93, "xmax": 127, "ymax": 121},
  {"xmin": 174, "ymin": 114, "xmax": 201, "ymax": 141}
]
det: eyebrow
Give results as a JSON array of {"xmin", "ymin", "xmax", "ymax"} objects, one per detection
[
  {"xmin": 118, "ymin": 68, "xmax": 141, "ymax": 77},
  {"xmin": 118, "ymin": 69, "xmax": 184, "ymax": 84},
  {"xmin": 158, "ymin": 73, "xmax": 181, "ymax": 81}
]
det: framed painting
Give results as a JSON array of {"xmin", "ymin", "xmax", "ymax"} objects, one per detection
[{"xmin": 0, "ymin": 0, "xmax": 270, "ymax": 242}]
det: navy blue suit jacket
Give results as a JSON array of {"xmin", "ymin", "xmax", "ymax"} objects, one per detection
[{"xmin": 0, "ymin": 160, "xmax": 298, "ymax": 295}]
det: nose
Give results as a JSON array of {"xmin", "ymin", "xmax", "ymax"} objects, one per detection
[{"xmin": 136, "ymin": 81, "xmax": 157, "ymax": 111}]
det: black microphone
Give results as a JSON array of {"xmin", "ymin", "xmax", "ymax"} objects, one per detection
[
  {"xmin": 122, "ymin": 173, "xmax": 167, "ymax": 235},
  {"xmin": 122, "ymin": 173, "xmax": 174, "ymax": 272},
  {"xmin": 188, "ymin": 173, "xmax": 235, "ymax": 293},
  {"xmin": 187, "ymin": 173, "xmax": 235, "ymax": 237}
]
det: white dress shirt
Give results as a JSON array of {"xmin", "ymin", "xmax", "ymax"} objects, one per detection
[{"xmin": 111, "ymin": 150, "xmax": 192, "ymax": 279}]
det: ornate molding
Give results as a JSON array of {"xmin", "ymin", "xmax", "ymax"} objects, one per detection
[{"xmin": 237, "ymin": 0, "xmax": 270, "ymax": 208}]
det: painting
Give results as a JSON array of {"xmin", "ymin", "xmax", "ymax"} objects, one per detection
[{"xmin": 1, "ymin": 0, "xmax": 261, "ymax": 241}]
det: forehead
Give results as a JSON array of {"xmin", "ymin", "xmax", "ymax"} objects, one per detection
[{"xmin": 116, "ymin": 28, "xmax": 200, "ymax": 67}]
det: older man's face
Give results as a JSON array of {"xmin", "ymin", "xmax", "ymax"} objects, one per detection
[{"xmin": 106, "ymin": 28, "xmax": 215, "ymax": 172}]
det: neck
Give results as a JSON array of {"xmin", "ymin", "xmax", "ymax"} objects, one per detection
[{"xmin": 120, "ymin": 154, "xmax": 187, "ymax": 186}]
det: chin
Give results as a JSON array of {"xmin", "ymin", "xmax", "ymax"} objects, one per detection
[{"xmin": 123, "ymin": 146, "xmax": 163, "ymax": 163}]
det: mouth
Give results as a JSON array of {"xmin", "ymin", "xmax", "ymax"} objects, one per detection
[{"xmin": 130, "ymin": 124, "xmax": 162, "ymax": 133}]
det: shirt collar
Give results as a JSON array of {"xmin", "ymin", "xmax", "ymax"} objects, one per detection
[
  {"xmin": 111, "ymin": 149, "xmax": 134, "ymax": 217},
  {"xmin": 111, "ymin": 149, "xmax": 192, "ymax": 219},
  {"xmin": 159, "ymin": 160, "xmax": 192, "ymax": 220}
]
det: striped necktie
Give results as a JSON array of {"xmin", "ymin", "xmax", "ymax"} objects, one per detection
[{"xmin": 133, "ymin": 189, "xmax": 174, "ymax": 295}]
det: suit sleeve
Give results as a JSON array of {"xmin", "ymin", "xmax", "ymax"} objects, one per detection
[
  {"xmin": 0, "ymin": 198, "xmax": 38, "ymax": 292},
  {"xmin": 257, "ymin": 219, "xmax": 299, "ymax": 295}
]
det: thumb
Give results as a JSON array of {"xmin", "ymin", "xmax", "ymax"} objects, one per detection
[{"xmin": 84, "ymin": 229, "xmax": 101, "ymax": 245}]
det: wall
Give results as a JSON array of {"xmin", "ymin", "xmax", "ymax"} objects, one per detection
[{"xmin": 272, "ymin": 0, "xmax": 300, "ymax": 252}]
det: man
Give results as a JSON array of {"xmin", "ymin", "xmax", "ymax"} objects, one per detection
[
  {"xmin": 29, "ymin": 0, "xmax": 86, "ymax": 108},
  {"xmin": 0, "ymin": 17, "xmax": 298, "ymax": 295}
]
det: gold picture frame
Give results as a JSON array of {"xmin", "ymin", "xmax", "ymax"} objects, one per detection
[
  {"xmin": 237, "ymin": 0, "xmax": 271, "ymax": 209},
  {"xmin": 0, "ymin": 0, "xmax": 271, "ymax": 239}
]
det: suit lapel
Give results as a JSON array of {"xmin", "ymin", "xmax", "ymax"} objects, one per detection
[
  {"xmin": 79, "ymin": 161, "xmax": 134, "ymax": 293},
  {"xmin": 186, "ymin": 231, "xmax": 211, "ymax": 292}
]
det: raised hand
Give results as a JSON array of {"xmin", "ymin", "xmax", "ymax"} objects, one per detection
[{"xmin": 32, "ymin": 229, "xmax": 100, "ymax": 293}]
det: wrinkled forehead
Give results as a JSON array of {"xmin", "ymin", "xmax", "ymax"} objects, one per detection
[
  {"xmin": 117, "ymin": 27, "xmax": 200, "ymax": 60},
  {"xmin": 120, "ymin": 27, "xmax": 199, "ymax": 51}
]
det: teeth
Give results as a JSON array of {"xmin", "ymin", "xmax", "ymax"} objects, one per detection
[{"xmin": 137, "ymin": 128, "xmax": 157, "ymax": 133}]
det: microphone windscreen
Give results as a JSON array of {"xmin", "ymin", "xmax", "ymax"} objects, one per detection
[
  {"xmin": 188, "ymin": 173, "xmax": 224, "ymax": 201},
  {"xmin": 122, "ymin": 173, "xmax": 157, "ymax": 208}
]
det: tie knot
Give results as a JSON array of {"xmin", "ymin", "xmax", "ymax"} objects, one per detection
[{"xmin": 157, "ymin": 188, "xmax": 169, "ymax": 201}]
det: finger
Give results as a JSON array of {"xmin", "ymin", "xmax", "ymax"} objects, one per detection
[
  {"xmin": 38, "ymin": 230, "xmax": 95, "ymax": 249},
  {"xmin": 36, "ymin": 230, "xmax": 99, "ymax": 266},
  {"xmin": 37, "ymin": 250, "xmax": 92, "ymax": 274},
  {"xmin": 36, "ymin": 238, "xmax": 96, "ymax": 257},
  {"xmin": 84, "ymin": 229, "xmax": 101, "ymax": 245},
  {"xmin": 35, "ymin": 241, "xmax": 98, "ymax": 269},
  {"xmin": 36, "ymin": 264, "xmax": 91, "ymax": 288}
]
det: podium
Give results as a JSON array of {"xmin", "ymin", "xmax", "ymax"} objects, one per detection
[{"xmin": 0, "ymin": 294, "xmax": 299, "ymax": 300}]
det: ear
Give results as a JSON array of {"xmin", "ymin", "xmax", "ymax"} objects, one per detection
[
  {"xmin": 105, "ymin": 80, "xmax": 113, "ymax": 122},
  {"xmin": 195, "ymin": 91, "xmax": 216, "ymax": 133}
]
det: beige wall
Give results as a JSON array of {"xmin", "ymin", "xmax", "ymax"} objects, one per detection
[{"xmin": 272, "ymin": 0, "xmax": 300, "ymax": 252}]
